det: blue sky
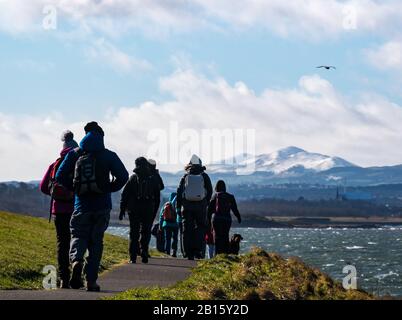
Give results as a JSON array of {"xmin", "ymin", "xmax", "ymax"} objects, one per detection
[
  {"xmin": 1, "ymin": 28, "xmax": 399, "ymax": 118},
  {"xmin": 1, "ymin": 0, "xmax": 402, "ymax": 180}
]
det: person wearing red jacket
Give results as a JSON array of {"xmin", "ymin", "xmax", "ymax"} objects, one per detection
[{"xmin": 40, "ymin": 130, "xmax": 78, "ymax": 289}]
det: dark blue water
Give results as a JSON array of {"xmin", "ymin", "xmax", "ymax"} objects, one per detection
[{"xmin": 107, "ymin": 226, "xmax": 402, "ymax": 297}]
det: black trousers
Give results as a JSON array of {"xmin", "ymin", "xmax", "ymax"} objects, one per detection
[
  {"xmin": 212, "ymin": 219, "xmax": 231, "ymax": 255},
  {"xmin": 128, "ymin": 207, "xmax": 154, "ymax": 260},
  {"xmin": 182, "ymin": 205, "xmax": 207, "ymax": 259},
  {"xmin": 54, "ymin": 213, "xmax": 72, "ymax": 281}
]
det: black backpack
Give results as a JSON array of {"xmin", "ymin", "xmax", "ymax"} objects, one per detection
[
  {"xmin": 215, "ymin": 192, "xmax": 232, "ymax": 217},
  {"xmin": 73, "ymin": 149, "xmax": 107, "ymax": 196},
  {"xmin": 134, "ymin": 175, "xmax": 155, "ymax": 201}
]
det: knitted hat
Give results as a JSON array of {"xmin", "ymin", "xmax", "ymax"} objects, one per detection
[
  {"xmin": 61, "ymin": 130, "xmax": 79, "ymax": 149},
  {"xmin": 189, "ymin": 154, "xmax": 202, "ymax": 166}
]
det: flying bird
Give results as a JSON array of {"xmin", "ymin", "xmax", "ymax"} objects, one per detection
[{"xmin": 317, "ymin": 66, "xmax": 336, "ymax": 70}]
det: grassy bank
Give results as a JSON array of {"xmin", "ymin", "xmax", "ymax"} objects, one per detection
[
  {"xmin": 0, "ymin": 211, "xmax": 131, "ymax": 289},
  {"xmin": 110, "ymin": 248, "xmax": 372, "ymax": 300}
]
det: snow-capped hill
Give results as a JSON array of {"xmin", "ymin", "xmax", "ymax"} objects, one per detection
[
  {"xmin": 253, "ymin": 146, "xmax": 356, "ymax": 173},
  {"xmin": 207, "ymin": 153, "xmax": 254, "ymax": 173},
  {"xmin": 272, "ymin": 146, "xmax": 306, "ymax": 159},
  {"xmin": 207, "ymin": 147, "xmax": 356, "ymax": 174}
]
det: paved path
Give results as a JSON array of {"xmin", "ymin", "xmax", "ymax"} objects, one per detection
[{"xmin": 0, "ymin": 258, "xmax": 196, "ymax": 300}]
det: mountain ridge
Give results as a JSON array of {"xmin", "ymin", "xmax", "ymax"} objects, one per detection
[
  {"xmin": 207, "ymin": 146, "xmax": 357, "ymax": 175},
  {"xmin": 157, "ymin": 147, "xmax": 402, "ymax": 187}
]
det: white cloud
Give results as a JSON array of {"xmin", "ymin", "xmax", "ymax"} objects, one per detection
[
  {"xmin": 0, "ymin": 112, "xmax": 79, "ymax": 181},
  {"xmin": 85, "ymin": 38, "xmax": 152, "ymax": 73},
  {"xmin": 197, "ymin": 0, "xmax": 402, "ymax": 40},
  {"xmin": 1, "ymin": 0, "xmax": 402, "ymax": 40},
  {"xmin": 365, "ymin": 41, "xmax": 402, "ymax": 71},
  {"xmin": 0, "ymin": 0, "xmax": 43, "ymax": 34},
  {"xmin": 0, "ymin": 0, "xmax": 207, "ymax": 38},
  {"xmin": 2, "ymin": 69, "xmax": 402, "ymax": 181}
]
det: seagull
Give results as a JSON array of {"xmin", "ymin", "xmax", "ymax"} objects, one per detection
[{"xmin": 317, "ymin": 65, "xmax": 336, "ymax": 70}]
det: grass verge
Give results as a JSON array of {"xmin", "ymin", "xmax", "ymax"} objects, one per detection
[
  {"xmin": 0, "ymin": 211, "xmax": 139, "ymax": 289},
  {"xmin": 109, "ymin": 247, "xmax": 373, "ymax": 300}
]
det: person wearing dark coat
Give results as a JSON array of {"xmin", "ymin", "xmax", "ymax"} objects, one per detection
[
  {"xmin": 148, "ymin": 159, "xmax": 164, "ymax": 221},
  {"xmin": 120, "ymin": 157, "xmax": 161, "ymax": 264},
  {"xmin": 208, "ymin": 180, "xmax": 241, "ymax": 255},
  {"xmin": 176, "ymin": 155, "xmax": 213, "ymax": 260},
  {"xmin": 56, "ymin": 122, "xmax": 128, "ymax": 292}
]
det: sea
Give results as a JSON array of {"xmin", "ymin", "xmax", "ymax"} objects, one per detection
[{"xmin": 106, "ymin": 226, "xmax": 402, "ymax": 297}]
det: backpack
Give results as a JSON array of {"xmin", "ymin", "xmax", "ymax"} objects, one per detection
[
  {"xmin": 183, "ymin": 174, "xmax": 206, "ymax": 201},
  {"xmin": 73, "ymin": 150, "xmax": 105, "ymax": 196},
  {"xmin": 135, "ymin": 175, "xmax": 155, "ymax": 201},
  {"xmin": 162, "ymin": 202, "xmax": 177, "ymax": 222},
  {"xmin": 48, "ymin": 157, "xmax": 74, "ymax": 202},
  {"xmin": 215, "ymin": 192, "xmax": 231, "ymax": 217}
]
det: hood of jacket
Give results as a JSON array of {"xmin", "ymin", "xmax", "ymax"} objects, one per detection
[
  {"xmin": 169, "ymin": 192, "xmax": 177, "ymax": 202},
  {"xmin": 171, "ymin": 196, "xmax": 177, "ymax": 209},
  {"xmin": 79, "ymin": 132, "xmax": 105, "ymax": 153},
  {"xmin": 185, "ymin": 164, "xmax": 206, "ymax": 175},
  {"xmin": 134, "ymin": 166, "xmax": 151, "ymax": 179}
]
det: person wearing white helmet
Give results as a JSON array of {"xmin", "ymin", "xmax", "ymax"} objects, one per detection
[{"xmin": 176, "ymin": 155, "xmax": 213, "ymax": 260}]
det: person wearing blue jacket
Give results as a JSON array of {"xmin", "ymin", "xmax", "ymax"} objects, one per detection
[
  {"xmin": 56, "ymin": 121, "xmax": 128, "ymax": 292},
  {"xmin": 159, "ymin": 192, "xmax": 180, "ymax": 257}
]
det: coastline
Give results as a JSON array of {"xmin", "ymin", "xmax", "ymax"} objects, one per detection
[{"xmin": 109, "ymin": 216, "xmax": 402, "ymax": 229}]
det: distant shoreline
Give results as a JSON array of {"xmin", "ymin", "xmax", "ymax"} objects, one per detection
[
  {"xmin": 109, "ymin": 216, "xmax": 402, "ymax": 230},
  {"xmin": 241, "ymin": 216, "xmax": 402, "ymax": 229}
]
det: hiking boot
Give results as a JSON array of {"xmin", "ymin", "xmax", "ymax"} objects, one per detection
[
  {"xmin": 86, "ymin": 281, "xmax": 101, "ymax": 292},
  {"xmin": 70, "ymin": 261, "xmax": 84, "ymax": 289},
  {"xmin": 129, "ymin": 259, "xmax": 136, "ymax": 264},
  {"xmin": 139, "ymin": 251, "xmax": 151, "ymax": 258},
  {"xmin": 172, "ymin": 250, "xmax": 177, "ymax": 258},
  {"xmin": 141, "ymin": 255, "xmax": 149, "ymax": 264},
  {"xmin": 194, "ymin": 253, "xmax": 203, "ymax": 260},
  {"xmin": 188, "ymin": 256, "xmax": 195, "ymax": 261}
]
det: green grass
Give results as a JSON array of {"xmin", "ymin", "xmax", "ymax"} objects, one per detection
[
  {"xmin": 110, "ymin": 247, "xmax": 373, "ymax": 300},
  {"xmin": 0, "ymin": 211, "xmax": 135, "ymax": 289}
]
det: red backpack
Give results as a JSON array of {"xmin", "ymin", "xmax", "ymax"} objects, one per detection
[
  {"xmin": 48, "ymin": 157, "xmax": 74, "ymax": 202},
  {"xmin": 162, "ymin": 202, "xmax": 177, "ymax": 222}
]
